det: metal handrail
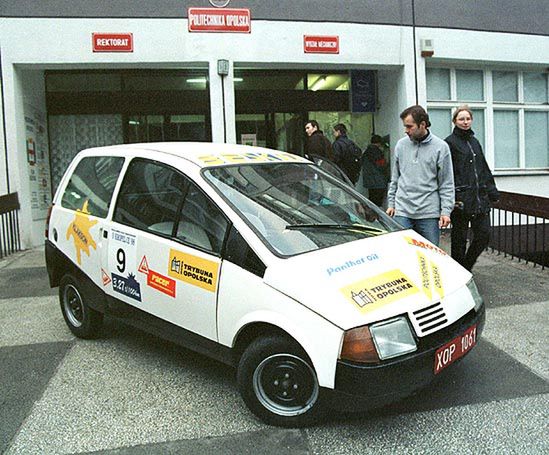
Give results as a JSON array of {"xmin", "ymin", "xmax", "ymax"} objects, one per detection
[
  {"xmin": 490, "ymin": 191, "xmax": 548, "ymax": 270},
  {"xmin": 0, "ymin": 192, "xmax": 21, "ymax": 259}
]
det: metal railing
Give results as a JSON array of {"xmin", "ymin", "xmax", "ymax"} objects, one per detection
[
  {"xmin": 490, "ymin": 191, "xmax": 549, "ymax": 270},
  {"xmin": 0, "ymin": 192, "xmax": 21, "ymax": 259}
]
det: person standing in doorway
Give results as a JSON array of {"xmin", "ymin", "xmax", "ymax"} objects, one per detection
[
  {"xmin": 386, "ymin": 105, "xmax": 454, "ymax": 246},
  {"xmin": 332, "ymin": 123, "xmax": 362, "ymax": 185},
  {"xmin": 361, "ymin": 134, "xmax": 389, "ymax": 207},
  {"xmin": 445, "ymin": 105, "xmax": 499, "ymax": 271},
  {"xmin": 304, "ymin": 120, "xmax": 333, "ymax": 160}
]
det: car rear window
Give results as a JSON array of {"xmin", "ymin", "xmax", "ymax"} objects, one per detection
[{"xmin": 61, "ymin": 156, "xmax": 124, "ymax": 218}]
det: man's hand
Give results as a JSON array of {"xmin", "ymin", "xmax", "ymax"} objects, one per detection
[
  {"xmin": 386, "ymin": 207, "xmax": 395, "ymax": 217},
  {"xmin": 439, "ymin": 215, "xmax": 451, "ymax": 228}
]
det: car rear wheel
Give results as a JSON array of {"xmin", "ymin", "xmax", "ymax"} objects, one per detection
[
  {"xmin": 237, "ymin": 335, "xmax": 321, "ymax": 427},
  {"xmin": 59, "ymin": 274, "xmax": 103, "ymax": 339}
]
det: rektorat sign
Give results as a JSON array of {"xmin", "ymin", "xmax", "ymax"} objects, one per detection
[
  {"xmin": 304, "ymin": 35, "xmax": 339, "ymax": 54},
  {"xmin": 188, "ymin": 8, "xmax": 251, "ymax": 33},
  {"xmin": 92, "ymin": 33, "xmax": 133, "ymax": 52}
]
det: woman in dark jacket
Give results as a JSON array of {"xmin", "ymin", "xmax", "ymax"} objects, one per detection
[{"xmin": 445, "ymin": 105, "xmax": 499, "ymax": 271}]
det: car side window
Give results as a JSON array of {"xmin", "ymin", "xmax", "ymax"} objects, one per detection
[
  {"xmin": 113, "ymin": 159, "xmax": 187, "ymax": 234},
  {"xmin": 176, "ymin": 182, "xmax": 228, "ymax": 255},
  {"xmin": 61, "ymin": 156, "xmax": 124, "ymax": 218}
]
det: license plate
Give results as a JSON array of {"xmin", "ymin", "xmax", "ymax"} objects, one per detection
[{"xmin": 434, "ymin": 325, "xmax": 477, "ymax": 374}]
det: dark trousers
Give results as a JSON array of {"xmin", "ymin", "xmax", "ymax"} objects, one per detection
[{"xmin": 451, "ymin": 211, "xmax": 491, "ymax": 271}]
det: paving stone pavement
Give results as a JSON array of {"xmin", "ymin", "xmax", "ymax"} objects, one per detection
[{"xmin": 1, "ymin": 242, "xmax": 548, "ymax": 454}]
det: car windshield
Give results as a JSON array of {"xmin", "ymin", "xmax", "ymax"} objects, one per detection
[{"xmin": 203, "ymin": 162, "xmax": 400, "ymax": 256}]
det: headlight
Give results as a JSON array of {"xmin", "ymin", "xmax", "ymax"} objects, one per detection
[
  {"xmin": 340, "ymin": 316, "xmax": 417, "ymax": 363},
  {"xmin": 369, "ymin": 316, "xmax": 417, "ymax": 360},
  {"xmin": 466, "ymin": 278, "xmax": 483, "ymax": 311}
]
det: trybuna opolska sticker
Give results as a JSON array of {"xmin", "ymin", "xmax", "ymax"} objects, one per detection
[
  {"xmin": 416, "ymin": 251, "xmax": 445, "ymax": 301},
  {"xmin": 66, "ymin": 200, "xmax": 97, "ymax": 265},
  {"xmin": 168, "ymin": 249, "xmax": 219, "ymax": 292},
  {"xmin": 341, "ymin": 269, "xmax": 419, "ymax": 312}
]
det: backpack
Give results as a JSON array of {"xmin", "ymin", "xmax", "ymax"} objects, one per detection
[{"xmin": 340, "ymin": 139, "xmax": 363, "ymax": 184}]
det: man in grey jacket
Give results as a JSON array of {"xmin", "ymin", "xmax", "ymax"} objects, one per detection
[{"xmin": 386, "ymin": 105, "xmax": 454, "ymax": 246}]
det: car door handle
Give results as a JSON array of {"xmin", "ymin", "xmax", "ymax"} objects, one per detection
[{"xmin": 103, "ymin": 229, "xmax": 108, "ymax": 239}]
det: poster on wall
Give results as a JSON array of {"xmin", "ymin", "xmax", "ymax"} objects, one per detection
[
  {"xmin": 25, "ymin": 104, "xmax": 52, "ymax": 221},
  {"xmin": 350, "ymin": 70, "xmax": 376, "ymax": 113}
]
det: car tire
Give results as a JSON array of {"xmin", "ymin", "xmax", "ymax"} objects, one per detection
[
  {"xmin": 237, "ymin": 335, "xmax": 322, "ymax": 427},
  {"xmin": 59, "ymin": 274, "xmax": 103, "ymax": 339}
]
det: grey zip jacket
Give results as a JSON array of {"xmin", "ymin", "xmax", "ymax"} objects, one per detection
[{"xmin": 388, "ymin": 131, "xmax": 455, "ymax": 218}]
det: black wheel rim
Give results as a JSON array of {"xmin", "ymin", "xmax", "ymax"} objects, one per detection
[
  {"xmin": 63, "ymin": 284, "xmax": 84, "ymax": 328},
  {"xmin": 253, "ymin": 353, "xmax": 319, "ymax": 417}
]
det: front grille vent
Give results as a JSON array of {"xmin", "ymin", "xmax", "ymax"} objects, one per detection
[{"xmin": 412, "ymin": 302, "xmax": 448, "ymax": 335}]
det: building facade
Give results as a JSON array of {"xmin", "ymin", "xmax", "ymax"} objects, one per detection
[{"xmin": 1, "ymin": 0, "xmax": 548, "ymax": 248}]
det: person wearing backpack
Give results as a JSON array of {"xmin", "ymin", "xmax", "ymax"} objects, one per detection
[
  {"xmin": 332, "ymin": 123, "xmax": 362, "ymax": 185},
  {"xmin": 361, "ymin": 134, "xmax": 389, "ymax": 207}
]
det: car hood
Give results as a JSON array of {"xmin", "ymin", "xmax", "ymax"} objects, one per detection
[{"xmin": 263, "ymin": 230, "xmax": 473, "ymax": 331}]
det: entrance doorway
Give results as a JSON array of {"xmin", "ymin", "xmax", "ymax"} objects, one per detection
[{"xmin": 234, "ymin": 69, "xmax": 375, "ymax": 155}]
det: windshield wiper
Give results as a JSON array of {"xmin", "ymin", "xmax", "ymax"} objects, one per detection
[{"xmin": 285, "ymin": 223, "xmax": 385, "ymax": 234}]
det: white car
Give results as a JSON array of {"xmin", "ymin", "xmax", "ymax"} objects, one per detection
[{"xmin": 45, "ymin": 142, "xmax": 484, "ymax": 427}]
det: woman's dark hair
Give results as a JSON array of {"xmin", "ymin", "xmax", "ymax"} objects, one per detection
[{"xmin": 400, "ymin": 105, "xmax": 431, "ymax": 128}]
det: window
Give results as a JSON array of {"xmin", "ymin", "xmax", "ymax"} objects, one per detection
[
  {"xmin": 61, "ymin": 156, "xmax": 124, "ymax": 218},
  {"xmin": 114, "ymin": 159, "xmax": 187, "ymax": 233},
  {"xmin": 427, "ymin": 68, "xmax": 549, "ymax": 172},
  {"xmin": 176, "ymin": 182, "xmax": 228, "ymax": 254},
  {"xmin": 113, "ymin": 159, "xmax": 228, "ymax": 254}
]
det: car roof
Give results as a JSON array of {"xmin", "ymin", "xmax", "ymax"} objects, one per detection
[{"xmin": 81, "ymin": 142, "xmax": 310, "ymax": 169}]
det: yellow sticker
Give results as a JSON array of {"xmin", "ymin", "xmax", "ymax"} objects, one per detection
[
  {"xmin": 430, "ymin": 260, "xmax": 444, "ymax": 299},
  {"xmin": 341, "ymin": 269, "xmax": 419, "ymax": 312},
  {"xmin": 197, "ymin": 151, "xmax": 306, "ymax": 166},
  {"xmin": 66, "ymin": 200, "xmax": 98, "ymax": 265},
  {"xmin": 417, "ymin": 251, "xmax": 432, "ymax": 301},
  {"xmin": 168, "ymin": 249, "xmax": 219, "ymax": 292}
]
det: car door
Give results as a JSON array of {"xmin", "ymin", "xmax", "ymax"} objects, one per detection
[{"xmin": 105, "ymin": 158, "xmax": 229, "ymax": 341}]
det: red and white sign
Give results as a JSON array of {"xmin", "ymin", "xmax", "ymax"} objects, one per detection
[
  {"xmin": 92, "ymin": 33, "xmax": 133, "ymax": 52},
  {"xmin": 434, "ymin": 325, "xmax": 477, "ymax": 374},
  {"xmin": 188, "ymin": 8, "xmax": 251, "ymax": 33},
  {"xmin": 139, "ymin": 255, "xmax": 176, "ymax": 298},
  {"xmin": 304, "ymin": 35, "xmax": 339, "ymax": 54}
]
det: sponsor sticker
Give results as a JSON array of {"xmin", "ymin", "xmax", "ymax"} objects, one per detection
[
  {"xmin": 326, "ymin": 253, "xmax": 379, "ymax": 276},
  {"xmin": 197, "ymin": 151, "xmax": 307, "ymax": 166},
  {"xmin": 111, "ymin": 272, "xmax": 142, "ymax": 302},
  {"xmin": 168, "ymin": 249, "xmax": 219, "ymax": 292},
  {"xmin": 416, "ymin": 251, "xmax": 445, "ymax": 301},
  {"xmin": 341, "ymin": 269, "xmax": 419, "ymax": 312},
  {"xmin": 138, "ymin": 255, "xmax": 176, "ymax": 298},
  {"xmin": 66, "ymin": 200, "xmax": 98, "ymax": 265},
  {"xmin": 405, "ymin": 236, "xmax": 447, "ymax": 256}
]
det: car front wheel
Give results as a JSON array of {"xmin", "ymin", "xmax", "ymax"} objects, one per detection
[
  {"xmin": 59, "ymin": 274, "xmax": 103, "ymax": 339},
  {"xmin": 237, "ymin": 335, "xmax": 321, "ymax": 427}
]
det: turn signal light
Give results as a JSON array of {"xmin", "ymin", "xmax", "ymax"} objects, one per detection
[{"xmin": 340, "ymin": 325, "xmax": 379, "ymax": 363}]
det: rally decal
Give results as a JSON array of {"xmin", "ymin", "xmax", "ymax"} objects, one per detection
[
  {"xmin": 326, "ymin": 253, "xmax": 380, "ymax": 277},
  {"xmin": 138, "ymin": 256, "xmax": 176, "ymax": 298},
  {"xmin": 404, "ymin": 235, "xmax": 447, "ymax": 256},
  {"xmin": 101, "ymin": 269, "xmax": 112, "ymax": 286},
  {"xmin": 198, "ymin": 151, "xmax": 308, "ymax": 166},
  {"xmin": 417, "ymin": 251, "xmax": 432, "ymax": 301},
  {"xmin": 168, "ymin": 249, "xmax": 219, "ymax": 292},
  {"xmin": 66, "ymin": 200, "xmax": 97, "ymax": 265},
  {"xmin": 416, "ymin": 251, "xmax": 445, "ymax": 301},
  {"xmin": 111, "ymin": 272, "xmax": 142, "ymax": 302},
  {"xmin": 341, "ymin": 269, "xmax": 419, "ymax": 312}
]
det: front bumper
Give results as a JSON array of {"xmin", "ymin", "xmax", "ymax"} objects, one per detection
[{"xmin": 325, "ymin": 304, "xmax": 485, "ymax": 411}]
